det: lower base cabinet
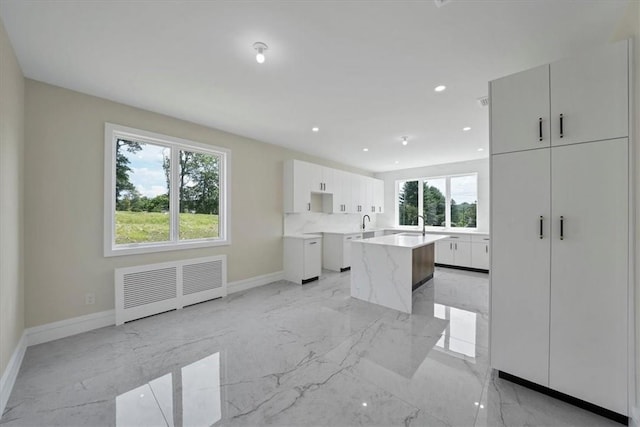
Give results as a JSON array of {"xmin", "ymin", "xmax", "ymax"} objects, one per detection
[
  {"xmin": 434, "ymin": 235, "xmax": 476, "ymax": 269},
  {"xmin": 283, "ymin": 236, "xmax": 322, "ymax": 284},
  {"xmin": 322, "ymin": 233, "xmax": 361, "ymax": 272}
]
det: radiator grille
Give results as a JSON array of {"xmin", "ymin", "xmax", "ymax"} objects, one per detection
[
  {"xmin": 183, "ymin": 260, "xmax": 223, "ymax": 295},
  {"xmin": 115, "ymin": 255, "xmax": 227, "ymax": 324},
  {"xmin": 123, "ymin": 267, "xmax": 177, "ymax": 309}
]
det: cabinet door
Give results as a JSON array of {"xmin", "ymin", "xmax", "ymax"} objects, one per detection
[
  {"xmin": 490, "ymin": 65, "xmax": 550, "ymax": 154},
  {"xmin": 550, "ymin": 40, "xmax": 628, "ymax": 146},
  {"xmin": 343, "ymin": 234, "xmax": 359, "ymax": 269},
  {"xmin": 435, "ymin": 240, "xmax": 454, "ymax": 265},
  {"xmin": 321, "ymin": 167, "xmax": 334, "ymax": 194},
  {"xmin": 452, "ymin": 240, "xmax": 471, "ymax": 267},
  {"xmin": 303, "ymin": 239, "xmax": 321, "ymax": 280},
  {"xmin": 374, "ymin": 179, "xmax": 384, "ymax": 213},
  {"xmin": 293, "ymin": 161, "xmax": 312, "ymax": 212},
  {"xmin": 491, "ymin": 149, "xmax": 551, "ymax": 386},
  {"xmin": 332, "ymin": 170, "xmax": 344, "ymax": 213},
  {"xmin": 306, "ymin": 162, "xmax": 323, "ymax": 193},
  {"xmin": 471, "ymin": 242, "xmax": 489, "ymax": 270},
  {"xmin": 549, "ymin": 138, "xmax": 628, "ymax": 414}
]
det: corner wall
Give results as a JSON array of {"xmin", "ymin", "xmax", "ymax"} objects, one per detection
[
  {"xmin": 0, "ymin": 19, "xmax": 25, "ymax": 379},
  {"xmin": 23, "ymin": 80, "xmax": 371, "ymax": 328}
]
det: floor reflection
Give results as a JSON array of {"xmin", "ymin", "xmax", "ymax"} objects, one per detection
[
  {"xmin": 116, "ymin": 353, "xmax": 221, "ymax": 427},
  {"xmin": 434, "ymin": 303, "xmax": 477, "ymax": 358}
]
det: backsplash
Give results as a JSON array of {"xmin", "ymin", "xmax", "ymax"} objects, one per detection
[{"xmin": 284, "ymin": 213, "xmax": 378, "ymax": 235}]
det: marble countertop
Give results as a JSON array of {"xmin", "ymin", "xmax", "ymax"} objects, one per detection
[
  {"xmin": 384, "ymin": 228, "xmax": 489, "ymax": 236},
  {"xmin": 283, "ymin": 234, "xmax": 323, "ymax": 239},
  {"xmin": 320, "ymin": 229, "xmax": 383, "ymax": 235},
  {"xmin": 351, "ymin": 233, "xmax": 449, "ymax": 249}
]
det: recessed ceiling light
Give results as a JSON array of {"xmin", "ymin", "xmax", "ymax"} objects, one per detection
[
  {"xmin": 401, "ymin": 136, "xmax": 408, "ymax": 146},
  {"xmin": 395, "ymin": 160, "xmax": 399, "ymax": 164},
  {"xmin": 463, "ymin": 127, "xmax": 471, "ymax": 131},
  {"xmin": 363, "ymin": 148, "xmax": 369, "ymax": 152},
  {"xmin": 311, "ymin": 127, "xmax": 319, "ymax": 132},
  {"xmin": 477, "ymin": 148, "xmax": 484, "ymax": 152},
  {"xmin": 434, "ymin": 85, "xmax": 446, "ymax": 92},
  {"xmin": 253, "ymin": 42, "xmax": 268, "ymax": 64}
]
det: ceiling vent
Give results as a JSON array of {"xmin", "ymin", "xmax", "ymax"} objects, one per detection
[
  {"xmin": 434, "ymin": 0, "xmax": 452, "ymax": 7},
  {"xmin": 477, "ymin": 96, "xmax": 489, "ymax": 107}
]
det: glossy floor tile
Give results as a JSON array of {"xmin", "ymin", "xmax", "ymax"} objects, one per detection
[{"xmin": 1, "ymin": 268, "xmax": 619, "ymax": 426}]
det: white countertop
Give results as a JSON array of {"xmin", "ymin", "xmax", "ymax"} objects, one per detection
[
  {"xmin": 384, "ymin": 228, "xmax": 489, "ymax": 236},
  {"xmin": 351, "ymin": 233, "xmax": 448, "ymax": 249},
  {"xmin": 283, "ymin": 234, "xmax": 323, "ymax": 240}
]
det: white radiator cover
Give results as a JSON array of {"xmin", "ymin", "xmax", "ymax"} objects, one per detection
[{"xmin": 115, "ymin": 255, "xmax": 227, "ymax": 325}]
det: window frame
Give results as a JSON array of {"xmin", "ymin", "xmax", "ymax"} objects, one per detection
[
  {"xmin": 104, "ymin": 123, "xmax": 231, "ymax": 257},
  {"xmin": 395, "ymin": 173, "xmax": 478, "ymax": 230}
]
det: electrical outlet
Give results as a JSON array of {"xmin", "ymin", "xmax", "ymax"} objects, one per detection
[{"xmin": 85, "ymin": 293, "xmax": 95, "ymax": 305}]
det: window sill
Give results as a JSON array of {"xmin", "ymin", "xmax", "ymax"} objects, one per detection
[{"xmin": 104, "ymin": 238, "xmax": 230, "ymax": 257}]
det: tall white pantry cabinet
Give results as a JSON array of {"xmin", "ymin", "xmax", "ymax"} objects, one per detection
[{"xmin": 489, "ymin": 39, "xmax": 633, "ymax": 418}]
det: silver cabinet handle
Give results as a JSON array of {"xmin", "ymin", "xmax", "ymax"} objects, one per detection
[
  {"xmin": 485, "ymin": 245, "xmax": 488, "ymax": 253},
  {"xmin": 307, "ymin": 203, "xmax": 311, "ymax": 211},
  {"xmin": 309, "ymin": 241, "xmax": 317, "ymax": 245},
  {"xmin": 450, "ymin": 243, "xmax": 452, "ymax": 250},
  {"xmin": 455, "ymin": 243, "xmax": 457, "ymax": 250},
  {"xmin": 346, "ymin": 237, "xmax": 352, "ymax": 240}
]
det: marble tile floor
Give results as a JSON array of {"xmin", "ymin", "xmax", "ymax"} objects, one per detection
[{"xmin": 1, "ymin": 268, "xmax": 620, "ymax": 427}]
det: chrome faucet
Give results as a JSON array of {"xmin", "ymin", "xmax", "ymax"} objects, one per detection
[
  {"xmin": 417, "ymin": 215, "xmax": 426, "ymax": 237},
  {"xmin": 362, "ymin": 214, "xmax": 371, "ymax": 230}
]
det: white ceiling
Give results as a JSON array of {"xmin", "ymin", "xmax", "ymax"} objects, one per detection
[{"xmin": 0, "ymin": 0, "xmax": 629, "ymax": 172}]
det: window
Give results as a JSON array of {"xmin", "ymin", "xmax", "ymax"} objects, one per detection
[
  {"xmin": 398, "ymin": 180, "xmax": 419, "ymax": 226},
  {"xmin": 105, "ymin": 124, "xmax": 230, "ymax": 256},
  {"xmin": 396, "ymin": 173, "xmax": 477, "ymax": 229}
]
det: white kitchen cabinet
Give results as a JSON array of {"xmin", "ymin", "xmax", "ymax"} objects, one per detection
[
  {"xmin": 322, "ymin": 232, "xmax": 361, "ymax": 272},
  {"xmin": 283, "ymin": 235, "xmax": 322, "ymax": 284},
  {"xmin": 373, "ymin": 179, "xmax": 384, "ymax": 214},
  {"xmin": 284, "ymin": 160, "xmax": 313, "ymax": 213},
  {"xmin": 332, "ymin": 170, "xmax": 351, "ymax": 213},
  {"xmin": 489, "ymin": 39, "xmax": 631, "ymax": 417},
  {"xmin": 549, "ymin": 138, "xmax": 628, "ymax": 414},
  {"xmin": 470, "ymin": 235, "xmax": 490, "ymax": 270},
  {"xmin": 550, "ymin": 41, "xmax": 628, "ymax": 147},
  {"xmin": 434, "ymin": 236, "xmax": 471, "ymax": 268},
  {"xmin": 491, "ymin": 40, "xmax": 628, "ymax": 155},
  {"xmin": 491, "ymin": 65, "xmax": 550, "ymax": 154},
  {"xmin": 491, "ymin": 149, "xmax": 551, "ymax": 386}
]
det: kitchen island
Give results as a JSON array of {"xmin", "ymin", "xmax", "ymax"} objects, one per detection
[{"xmin": 350, "ymin": 233, "xmax": 448, "ymax": 313}]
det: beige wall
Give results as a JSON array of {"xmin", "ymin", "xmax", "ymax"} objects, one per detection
[
  {"xmin": 24, "ymin": 80, "xmax": 371, "ymax": 328},
  {"xmin": 0, "ymin": 20, "xmax": 25, "ymax": 376},
  {"xmin": 612, "ymin": 0, "xmax": 640, "ymax": 413}
]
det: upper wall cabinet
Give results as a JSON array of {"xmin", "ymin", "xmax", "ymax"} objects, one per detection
[
  {"xmin": 490, "ymin": 39, "xmax": 628, "ymax": 155},
  {"xmin": 550, "ymin": 41, "xmax": 628, "ymax": 147},
  {"xmin": 284, "ymin": 160, "xmax": 383, "ymax": 214},
  {"xmin": 491, "ymin": 65, "xmax": 551, "ymax": 154}
]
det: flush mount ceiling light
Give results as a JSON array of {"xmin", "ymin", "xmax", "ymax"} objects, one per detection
[
  {"xmin": 363, "ymin": 148, "xmax": 369, "ymax": 152},
  {"xmin": 463, "ymin": 127, "xmax": 471, "ymax": 131},
  {"xmin": 253, "ymin": 42, "xmax": 268, "ymax": 64},
  {"xmin": 477, "ymin": 148, "xmax": 484, "ymax": 152},
  {"xmin": 311, "ymin": 127, "xmax": 319, "ymax": 132},
  {"xmin": 401, "ymin": 136, "xmax": 409, "ymax": 146},
  {"xmin": 434, "ymin": 85, "xmax": 446, "ymax": 92}
]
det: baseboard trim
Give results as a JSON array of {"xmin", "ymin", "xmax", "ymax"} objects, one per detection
[
  {"xmin": 0, "ymin": 332, "xmax": 27, "ymax": 416},
  {"xmin": 498, "ymin": 370, "xmax": 628, "ymax": 425},
  {"xmin": 435, "ymin": 263, "xmax": 489, "ymax": 274},
  {"xmin": 227, "ymin": 270, "xmax": 284, "ymax": 294},
  {"xmin": 26, "ymin": 310, "xmax": 116, "ymax": 347}
]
